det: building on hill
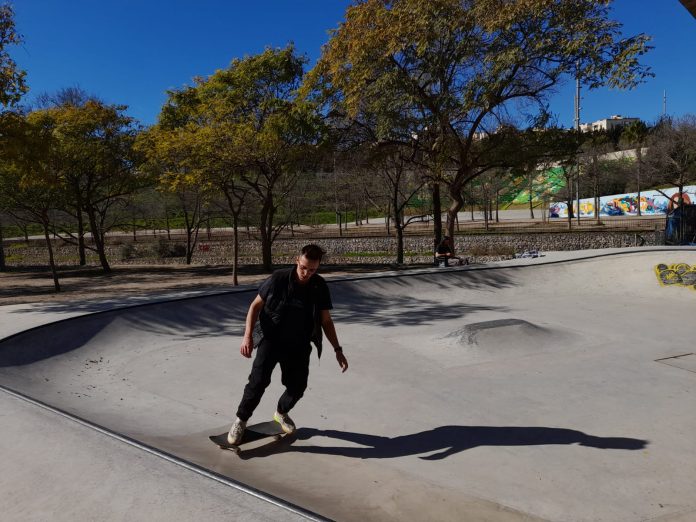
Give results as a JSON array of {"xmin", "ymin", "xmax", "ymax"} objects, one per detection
[{"xmin": 579, "ymin": 115, "xmax": 641, "ymax": 133}]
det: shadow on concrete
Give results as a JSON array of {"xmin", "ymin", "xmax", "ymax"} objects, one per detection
[
  {"xmin": 286, "ymin": 426, "xmax": 648, "ymax": 460},
  {"xmin": 0, "ymin": 295, "xmax": 249, "ymax": 367},
  {"xmin": 0, "ymin": 269, "xmax": 514, "ymax": 367}
]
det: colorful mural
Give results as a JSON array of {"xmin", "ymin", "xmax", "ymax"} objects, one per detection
[
  {"xmin": 510, "ymin": 167, "xmax": 567, "ymax": 205},
  {"xmin": 550, "ymin": 186, "xmax": 696, "ymax": 218},
  {"xmin": 655, "ymin": 263, "xmax": 696, "ymax": 289}
]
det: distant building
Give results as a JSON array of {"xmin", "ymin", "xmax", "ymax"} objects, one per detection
[{"xmin": 579, "ymin": 115, "xmax": 641, "ymax": 133}]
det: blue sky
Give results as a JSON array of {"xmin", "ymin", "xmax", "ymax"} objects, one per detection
[{"xmin": 10, "ymin": 0, "xmax": 696, "ymax": 128}]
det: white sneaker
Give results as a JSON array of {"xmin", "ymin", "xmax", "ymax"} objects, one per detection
[
  {"xmin": 227, "ymin": 418, "xmax": 246, "ymax": 445},
  {"xmin": 273, "ymin": 411, "xmax": 296, "ymax": 434}
]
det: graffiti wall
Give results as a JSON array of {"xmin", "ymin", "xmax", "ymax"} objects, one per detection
[{"xmin": 549, "ymin": 186, "xmax": 696, "ymax": 218}]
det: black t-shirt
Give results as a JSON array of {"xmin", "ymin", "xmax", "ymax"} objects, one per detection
[
  {"xmin": 437, "ymin": 243, "xmax": 452, "ymax": 255},
  {"xmin": 258, "ymin": 267, "xmax": 332, "ymax": 345}
]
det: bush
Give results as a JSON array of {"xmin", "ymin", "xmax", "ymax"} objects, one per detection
[
  {"xmin": 155, "ymin": 238, "xmax": 186, "ymax": 258},
  {"xmin": 120, "ymin": 242, "xmax": 136, "ymax": 260}
]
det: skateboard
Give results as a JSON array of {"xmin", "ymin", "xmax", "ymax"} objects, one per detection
[{"xmin": 209, "ymin": 420, "xmax": 285, "ymax": 453}]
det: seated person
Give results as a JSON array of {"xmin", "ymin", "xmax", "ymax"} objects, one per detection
[{"xmin": 435, "ymin": 236, "xmax": 468, "ymax": 266}]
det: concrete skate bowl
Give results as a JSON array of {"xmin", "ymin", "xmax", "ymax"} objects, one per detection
[{"xmin": 0, "ymin": 248, "xmax": 694, "ymax": 521}]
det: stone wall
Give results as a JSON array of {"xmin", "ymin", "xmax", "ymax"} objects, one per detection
[{"xmin": 3, "ymin": 230, "xmax": 664, "ymax": 267}]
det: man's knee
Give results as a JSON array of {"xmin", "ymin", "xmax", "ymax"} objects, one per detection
[{"xmin": 247, "ymin": 368, "xmax": 272, "ymax": 392}]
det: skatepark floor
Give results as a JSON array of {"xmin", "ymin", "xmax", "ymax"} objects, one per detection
[{"xmin": 1, "ymin": 247, "xmax": 695, "ymax": 521}]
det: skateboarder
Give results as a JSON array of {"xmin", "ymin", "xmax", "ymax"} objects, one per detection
[{"xmin": 227, "ymin": 244, "xmax": 349, "ymax": 445}]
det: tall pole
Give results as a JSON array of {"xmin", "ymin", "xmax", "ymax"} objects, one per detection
[
  {"xmin": 663, "ymin": 90, "xmax": 667, "ymax": 117},
  {"xmin": 575, "ymin": 73, "xmax": 581, "ymax": 224}
]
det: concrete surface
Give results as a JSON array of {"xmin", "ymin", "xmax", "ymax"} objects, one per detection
[{"xmin": 1, "ymin": 247, "xmax": 695, "ymax": 521}]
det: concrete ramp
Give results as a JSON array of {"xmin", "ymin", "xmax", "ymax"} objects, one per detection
[
  {"xmin": 1, "ymin": 248, "xmax": 696, "ymax": 521},
  {"xmin": 445, "ymin": 318, "xmax": 581, "ymax": 363}
]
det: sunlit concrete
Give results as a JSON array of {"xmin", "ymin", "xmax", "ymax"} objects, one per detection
[{"xmin": 1, "ymin": 248, "xmax": 695, "ymax": 521}]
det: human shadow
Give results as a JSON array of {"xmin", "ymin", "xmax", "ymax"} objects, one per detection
[{"xmin": 291, "ymin": 425, "xmax": 648, "ymax": 460}]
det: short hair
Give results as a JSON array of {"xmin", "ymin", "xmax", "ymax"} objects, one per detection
[{"xmin": 301, "ymin": 244, "xmax": 326, "ymax": 261}]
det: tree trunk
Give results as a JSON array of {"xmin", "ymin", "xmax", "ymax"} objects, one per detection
[
  {"xmin": 259, "ymin": 198, "xmax": 275, "ymax": 272},
  {"xmin": 495, "ymin": 190, "xmax": 500, "ymax": 223},
  {"xmin": 42, "ymin": 214, "xmax": 60, "ymax": 292},
  {"xmin": 86, "ymin": 207, "xmax": 111, "ymax": 272},
  {"xmin": 432, "ymin": 182, "xmax": 443, "ymax": 245},
  {"xmin": 232, "ymin": 213, "xmax": 239, "ymax": 286},
  {"xmin": 0, "ymin": 220, "xmax": 5, "ymax": 272},
  {"xmin": 76, "ymin": 209, "xmax": 86, "ymax": 266},
  {"xmin": 593, "ymin": 157, "xmax": 601, "ymax": 224},
  {"xmin": 393, "ymin": 193, "xmax": 404, "ymax": 264},
  {"xmin": 446, "ymin": 182, "xmax": 464, "ymax": 249},
  {"xmin": 636, "ymin": 147, "xmax": 642, "ymax": 216}
]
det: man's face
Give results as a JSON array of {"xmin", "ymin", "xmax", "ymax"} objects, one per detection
[{"xmin": 295, "ymin": 255, "xmax": 320, "ymax": 284}]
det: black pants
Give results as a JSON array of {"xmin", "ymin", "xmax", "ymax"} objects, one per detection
[{"xmin": 236, "ymin": 337, "xmax": 311, "ymax": 422}]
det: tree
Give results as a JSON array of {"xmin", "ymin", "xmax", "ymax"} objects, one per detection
[
  {"xmin": 0, "ymin": 111, "xmax": 64, "ymax": 291},
  {"xmin": 579, "ymin": 130, "xmax": 612, "ymax": 222},
  {"xmin": 0, "ymin": 4, "xmax": 26, "ymax": 107},
  {"xmin": 209, "ymin": 47, "xmax": 323, "ymax": 271},
  {"xmin": 347, "ymin": 143, "xmax": 426, "ymax": 263},
  {"xmin": 0, "ymin": 4, "xmax": 28, "ymax": 271},
  {"xmin": 155, "ymin": 46, "xmax": 323, "ymax": 272},
  {"xmin": 644, "ymin": 115, "xmax": 696, "ymax": 210},
  {"xmin": 621, "ymin": 120, "xmax": 649, "ymax": 215},
  {"xmin": 308, "ymin": 0, "xmax": 652, "ymax": 250},
  {"xmin": 136, "ymin": 123, "xmax": 210, "ymax": 265},
  {"xmin": 44, "ymin": 101, "xmax": 143, "ymax": 271}
]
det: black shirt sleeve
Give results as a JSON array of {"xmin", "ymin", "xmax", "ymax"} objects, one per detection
[
  {"xmin": 314, "ymin": 276, "xmax": 333, "ymax": 310},
  {"xmin": 258, "ymin": 273, "xmax": 277, "ymax": 301}
]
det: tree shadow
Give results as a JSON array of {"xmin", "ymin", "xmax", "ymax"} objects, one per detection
[
  {"xmin": 0, "ymin": 293, "xmax": 250, "ymax": 367},
  {"xmin": 325, "ymin": 268, "xmax": 516, "ymax": 326},
  {"xmin": 0, "ymin": 268, "xmax": 519, "ymax": 367},
  {"xmin": 287, "ymin": 425, "xmax": 648, "ymax": 460}
]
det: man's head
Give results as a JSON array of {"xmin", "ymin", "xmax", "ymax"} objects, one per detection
[{"xmin": 295, "ymin": 244, "xmax": 325, "ymax": 284}]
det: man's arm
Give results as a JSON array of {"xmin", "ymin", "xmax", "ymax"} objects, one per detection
[
  {"xmin": 320, "ymin": 309, "xmax": 348, "ymax": 372},
  {"xmin": 240, "ymin": 294, "xmax": 265, "ymax": 358}
]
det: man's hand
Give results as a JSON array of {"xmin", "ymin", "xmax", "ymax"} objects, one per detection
[
  {"xmin": 336, "ymin": 350, "xmax": 348, "ymax": 373},
  {"xmin": 240, "ymin": 336, "xmax": 254, "ymax": 358}
]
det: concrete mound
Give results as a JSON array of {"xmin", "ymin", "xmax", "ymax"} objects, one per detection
[{"xmin": 446, "ymin": 318, "xmax": 577, "ymax": 358}]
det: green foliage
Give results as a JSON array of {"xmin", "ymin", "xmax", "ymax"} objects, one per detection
[
  {"xmin": 307, "ymin": 0, "xmax": 653, "ymax": 238},
  {"xmin": 0, "ymin": 4, "xmax": 27, "ymax": 107}
]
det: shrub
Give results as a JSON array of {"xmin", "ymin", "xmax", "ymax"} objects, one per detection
[
  {"xmin": 155, "ymin": 238, "xmax": 186, "ymax": 258},
  {"xmin": 120, "ymin": 242, "xmax": 136, "ymax": 260}
]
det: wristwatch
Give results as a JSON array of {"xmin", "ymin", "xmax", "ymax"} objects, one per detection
[{"xmin": 334, "ymin": 346, "xmax": 343, "ymax": 353}]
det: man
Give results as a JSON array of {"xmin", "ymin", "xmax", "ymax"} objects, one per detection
[
  {"xmin": 228, "ymin": 244, "xmax": 348, "ymax": 444},
  {"xmin": 435, "ymin": 236, "xmax": 468, "ymax": 267}
]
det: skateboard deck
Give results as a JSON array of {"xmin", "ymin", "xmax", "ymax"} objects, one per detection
[{"xmin": 210, "ymin": 420, "xmax": 285, "ymax": 453}]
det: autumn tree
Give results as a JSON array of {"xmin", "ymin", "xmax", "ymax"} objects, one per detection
[
  {"xmin": 0, "ymin": 111, "xmax": 64, "ymax": 290},
  {"xmin": 0, "ymin": 4, "xmax": 27, "ymax": 271},
  {"xmin": 45, "ymin": 101, "xmax": 142, "ymax": 271},
  {"xmin": 136, "ymin": 123, "xmax": 211, "ymax": 265},
  {"xmin": 153, "ymin": 46, "xmax": 323, "ymax": 272},
  {"xmin": 308, "ymin": 0, "xmax": 652, "ymax": 250}
]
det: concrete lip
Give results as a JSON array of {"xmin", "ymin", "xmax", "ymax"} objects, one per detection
[{"xmin": 1, "ymin": 248, "xmax": 696, "ymax": 521}]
